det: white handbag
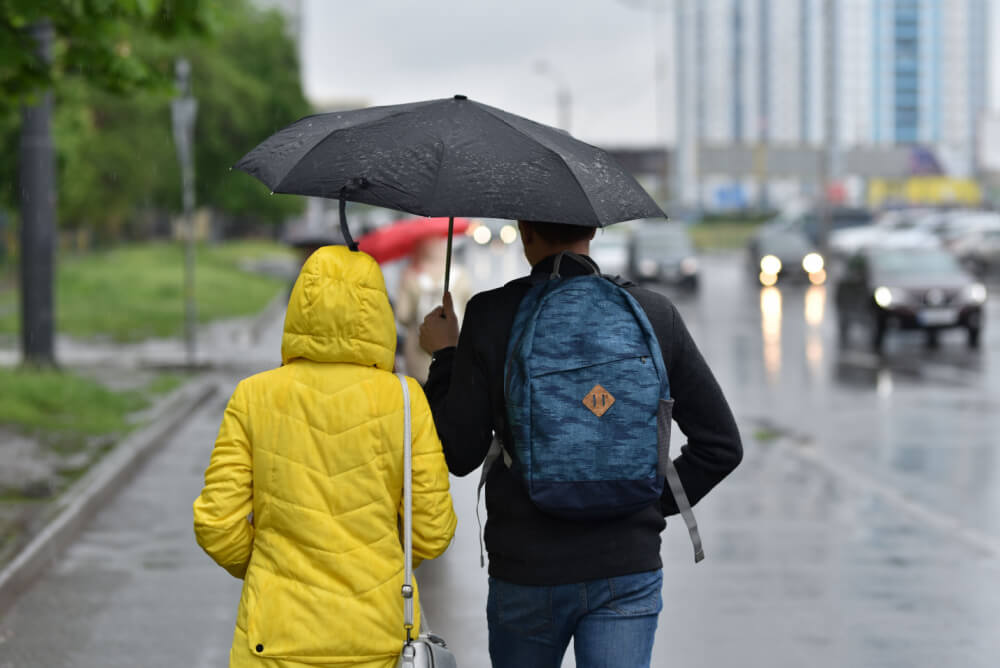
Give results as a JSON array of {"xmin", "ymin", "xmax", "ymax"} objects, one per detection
[{"xmin": 395, "ymin": 374, "xmax": 458, "ymax": 668}]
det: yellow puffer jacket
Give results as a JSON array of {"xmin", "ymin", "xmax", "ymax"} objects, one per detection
[{"xmin": 193, "ymin": 245, "xmax": 457, "ymax": 667}]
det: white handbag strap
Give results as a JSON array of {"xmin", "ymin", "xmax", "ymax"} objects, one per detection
[{"xmin": 396, "ymin": 373, "xmax": 415, "ymax": 641}]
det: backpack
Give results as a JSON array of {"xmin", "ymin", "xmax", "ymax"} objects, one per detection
[{"xmin": 499, "ymin": 251, "xmax": 704, "ymax": 561}]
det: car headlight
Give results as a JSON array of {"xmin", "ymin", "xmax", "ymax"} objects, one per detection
[
  {"xmin": 760, "ymin": 254, "xmax": 782, "ymax": 275},
  {"xmin": 680, "ymin": 257, "xmax": 699, "ymax": 275},
  {"xmin": 873, "ymin": 286, "xmax": 895, "ymax": 308},
  {"xmin": 965, "ymin": 282, "xmax": 988, "ymax": 304},
  {"xmin": 801, "ymin": 252, "xmax": 824, "ymax": 274},
  {"xmin": 638, "ymin": 259, "xmax": 658, "ymax": 276},
  {"xmin": 473, "ymin": 225, "xmax": 492, "ymax": 245},
  {"xmin": 499, "ymin": 224, "xmax": 518, "ymax": 244}
]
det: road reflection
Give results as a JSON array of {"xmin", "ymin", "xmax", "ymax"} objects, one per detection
[
  {"xmin": 804, "ymin": 285, "xmax": 826, "ymax": 375},
  {"xmin": 759, "ymin": 286, "xmax": 782, "ymax": 382}
]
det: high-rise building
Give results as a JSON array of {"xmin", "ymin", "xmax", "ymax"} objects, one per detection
[{"xmin": 673, "ymin": 0, "xmax": 991, "ymax": 205}]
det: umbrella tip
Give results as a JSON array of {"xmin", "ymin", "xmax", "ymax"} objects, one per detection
[{"xmin": 453, "ymin": 94, "xmax": 467, "ymax": 101}]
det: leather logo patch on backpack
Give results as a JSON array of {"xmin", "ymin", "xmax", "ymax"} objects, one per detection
[{"xmin": 583, "ymin": 384, "xmax": 615, "ymax": 417}]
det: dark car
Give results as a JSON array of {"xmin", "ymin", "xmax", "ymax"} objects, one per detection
[
  {"xmin": 746, "ymin": 220, "xmax": 827, "ymax": 286},
  {"xmin": 627, "ymin": 221, "xmax": 699, "ymax": 290},
  {"xmin": 800, "ymin": 206, "xmax": 874, "ymax": 245},
  {"xmin": 834, "ymin": 245, "xmax": 987, "ymax": 350}
]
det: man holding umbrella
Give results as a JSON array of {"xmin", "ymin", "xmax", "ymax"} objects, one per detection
[{"xmin": 418, "ymin": 219, "xmax": 743, "ymax": 668}]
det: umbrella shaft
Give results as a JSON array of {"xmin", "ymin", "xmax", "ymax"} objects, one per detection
[{"xmin": 442, "ymin": 216, "xmax": 455, "ymax": 299}]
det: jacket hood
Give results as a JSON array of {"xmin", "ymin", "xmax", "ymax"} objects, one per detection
[{"xmin": 281, "ymin": 245, "xmax": 396, "ymax": 369}]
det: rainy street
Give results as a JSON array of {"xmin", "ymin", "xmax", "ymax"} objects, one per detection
[{"xmin": 3, "ymin": 242, "xmax": 1000, "ymax": 667}]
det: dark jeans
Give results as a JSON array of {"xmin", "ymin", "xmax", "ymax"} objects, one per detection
[{"xmin": 486, "ymin": 569, "xmax": 662, "ymax": 668}]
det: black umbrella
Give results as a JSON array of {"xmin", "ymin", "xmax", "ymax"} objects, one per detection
[{"xmin": 235, "ymin": 95, "xmax": 665, "ymax": 291}]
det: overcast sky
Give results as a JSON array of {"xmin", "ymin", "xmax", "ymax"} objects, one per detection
[{"xmin": 299, "ymin": 0, "xmax": 1000, "ymax": 148}]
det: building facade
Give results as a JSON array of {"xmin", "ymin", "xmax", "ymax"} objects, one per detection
[{"xmin": 673, "ymin": 0, "xmax": 991, "ymax": 208}]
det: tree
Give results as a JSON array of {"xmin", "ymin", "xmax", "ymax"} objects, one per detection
[
  {"xmin": 2, "ymin": 1, "xmax": 214, "ymax": 365},
  {"xmin": 1, "ymin": 2, "xmax": 316, "ymax": 364}
]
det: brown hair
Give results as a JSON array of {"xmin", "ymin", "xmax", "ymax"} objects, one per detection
[{"xmin": 519, "ymin": 220, "xmax": 595, "ymax": 245}]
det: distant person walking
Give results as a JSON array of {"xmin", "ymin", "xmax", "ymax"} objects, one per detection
[
  {"xmin": 194, "ymin": 245, "xmax": 457, "ymax": 668},
  {"xmin": 419, "ymin": 220, "xmax": 742, "ymax": 668},
  {"xmin": 395, "ymin": 236, "xmax": 470, "ymax": 384}
]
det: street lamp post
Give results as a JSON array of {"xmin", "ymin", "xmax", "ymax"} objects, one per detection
[
  {"xmin": 171, "ymin": 58, "xmax": 198, "ymax": 366},
  {"xmin": 534, "ymin": 60, "xmax": 571, "ymax": 133},
  {"xmin": 19, "ymin": 20, "xmax": 57, "ymax": 366},
  {"xmin": 618, "ymin": 0, "xmax": 671, "ymax": 201}
]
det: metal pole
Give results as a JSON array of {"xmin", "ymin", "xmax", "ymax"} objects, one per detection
[
  {"xmin": 172, "ymin": 59, "xmax": 198, "ymax": 366},
  {"xmin": 820, "ymin": 0, "xmax": 836, "ymax": 249},
  {"xmin": 535, "ymin": 61, "xmax": 571, "ymax": 132},
  {"xmin": 19, "ymin": 20, "xmax": 57, "ymax": 366}
]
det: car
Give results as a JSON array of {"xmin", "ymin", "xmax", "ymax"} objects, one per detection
[
  {"xmin": 828, "ymin": 207, "xmax": 941, "ymax": 258},
  {"xmin": 799, "ymin": 206, "xmax": 874, "ymax": 245},
  {"xmin": 589, "ymin": 227, "xmax": 632, "ymax": 279},
  {"xmin": 834, "ymin": 245, "xmax": 987, "ymax": 350},
  {"xmin": 627, "ymin": 220, "xmax": 699, "ymax": 291},
  {"xmin": 952, "ymin": 219, "xmax": 1000, "ymax": 277},
  {"xmin": 747, "ymin": 220, "xmax": 827, "ymax": 286}
]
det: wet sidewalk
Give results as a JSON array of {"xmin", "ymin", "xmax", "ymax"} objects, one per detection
[{"xmin": 2, "ymin": 384, "xmax": 999, "ymax": 667}]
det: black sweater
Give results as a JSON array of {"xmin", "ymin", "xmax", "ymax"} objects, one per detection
[{"xmin": 423, "ymin": 254, "xmax": 742, "ymax": 585}]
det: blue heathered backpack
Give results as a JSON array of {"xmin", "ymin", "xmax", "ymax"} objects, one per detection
[{"xmin": 500, "ymin": 251, "xmax": 704, "ymax": 561}]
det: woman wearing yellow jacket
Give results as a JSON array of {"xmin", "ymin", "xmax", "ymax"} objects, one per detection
[{"xmin": 193, "ymin": 245, "xmax": 458, "ymax": 668}]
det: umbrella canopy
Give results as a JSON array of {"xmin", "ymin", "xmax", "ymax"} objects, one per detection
[
  {"xmin": 234, "ymin": 95, "xmax": 665, "ymax": 228},
  {"xmin": 357, "ymin": 216, "xmax": 472, "ymax": 264}
]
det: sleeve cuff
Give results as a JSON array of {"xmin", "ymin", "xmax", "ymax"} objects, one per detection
[{"xmin": 430, "ymin": 346, "xmax": 457, "ymax": 364}]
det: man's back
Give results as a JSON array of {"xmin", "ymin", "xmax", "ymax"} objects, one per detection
[{"xmin": 422, "ymin": 253, "xmax": 742, "ymax": 585}]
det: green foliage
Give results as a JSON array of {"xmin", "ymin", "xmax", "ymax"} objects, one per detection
[
  {"xmin": 0, "ymin": 0, "xmax": 308, "ymax": 231},
  {"xmin": 0, "ymin": 239, "xmax": 293, "ymax": 341},
  {"xmin": 688, "ymin": 221, "xmax": 762, "ymax": 251},
  {"xmin": 0, "ymin": 0, "xmax": 216, "ymax": 105},
  {"xmin": 0, "ymin": 366, "xmax": 147, "ymax": 436}
]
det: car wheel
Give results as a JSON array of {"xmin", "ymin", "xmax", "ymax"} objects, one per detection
[
  {"xmin": 872, "ymin": 317, "xmax": 886, "ymax": 352},
  {"xmin": 968, "ymin": 327, "xmax": 981, "ymax": 349},
  {"xmin": 837, "ymin": 314, "xmax": 850, "ymax": 346}
]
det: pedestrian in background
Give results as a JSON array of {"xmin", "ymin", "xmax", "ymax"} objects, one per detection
[
  {"xmin": 394, "ymin": 236, "xmax": 470, "ymax": 384},
  {"xmin": 193, "ymin": 245, "xmax": 457, "ymax": 668},
  {"xmin": 418, "ymin": 220, "xmax": 742, "ymax": 668}
]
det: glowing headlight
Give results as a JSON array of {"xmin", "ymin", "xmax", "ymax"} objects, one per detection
[
  {"xmin": 639, "ymin": 259, "xmax": 658, "ymax": 276},
  {"xmin": 473, "ymin": 225, "xmax": 492, "ymax": 245},
  {"xmin": 759, "ymin": 271, "xmax": 778, "ymax": 287},
  {"xmin": 802, "ymin": 252, "xmax": 824, "ymax": 274},
  {"xmin": 874, "ymin": 286, "xmax": 894, "ymax": 308},
  {"xmin": 760, "ymin": 254, "xmax": 782, "ymax": 275},
  {"xmin": 499, "ymin": 224, "xmax": 518, "ymax": 244},
  {"xmin": 966, "ymin": 282, "xmax": 988, "ymax": 304},
  {"xmin": 680, "ymin": 257, "xmax": 699, "ymax": 275}
]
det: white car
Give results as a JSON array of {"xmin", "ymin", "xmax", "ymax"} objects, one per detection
[{"xmin": 828, "ymin": 208, "xmax": 940, "ymax": 257}]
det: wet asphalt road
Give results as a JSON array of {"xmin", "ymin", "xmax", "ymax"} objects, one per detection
[{"xmin": 2, "ymin": 244, "xmax": 1000, "ymax": 667}]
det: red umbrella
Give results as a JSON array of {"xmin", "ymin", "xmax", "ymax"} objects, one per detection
[{"xmin": 357, "ymin": 216, "xmax": 472, "ymax": 264}]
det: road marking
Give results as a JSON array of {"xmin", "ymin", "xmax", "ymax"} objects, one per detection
[{"xmin": 770, "ymin": 435, "xmax": 1000, "ymax": 559}]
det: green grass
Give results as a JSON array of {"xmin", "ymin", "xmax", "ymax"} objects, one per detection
[
  {"xmin": 688, "ymin": 221, "xmax": 762, "ymax": 251},
  {"xmin": 145, "ymin": 371, "xmax": 188, "ymax": 396},
  {"xmin": 0, "ymin": 366, "xmax": 147, "ymax": 438},
  {"xmin": 0, "ymin": 240, "xmax": 293, "ymax": 342}
]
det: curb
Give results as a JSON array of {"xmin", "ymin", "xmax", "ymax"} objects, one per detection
[
  {"xmin": 248, "ymin": 291, "xmax": 288, "ymax": 345},
  {"xmin": 0, "ymin": 375, "xmax": 218, "ymax": 616}
]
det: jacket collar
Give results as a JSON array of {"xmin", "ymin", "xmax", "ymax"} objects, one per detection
[{"xmin": 530, "ymin": 253, "xmax": 601, "ymax": 281}]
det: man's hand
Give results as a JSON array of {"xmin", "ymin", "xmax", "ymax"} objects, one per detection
[{"xmin": 419, "ymin": 291, "xmax": 459, "ymax": 354}]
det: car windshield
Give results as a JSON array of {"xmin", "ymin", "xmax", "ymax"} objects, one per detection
[
  {"xmin": 869, "ymin": 248, "xmax": 962, "ymax": 276},
  {"xmin": 758, "ymin": 230, "xmax": 812, "ymax": 256}
]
